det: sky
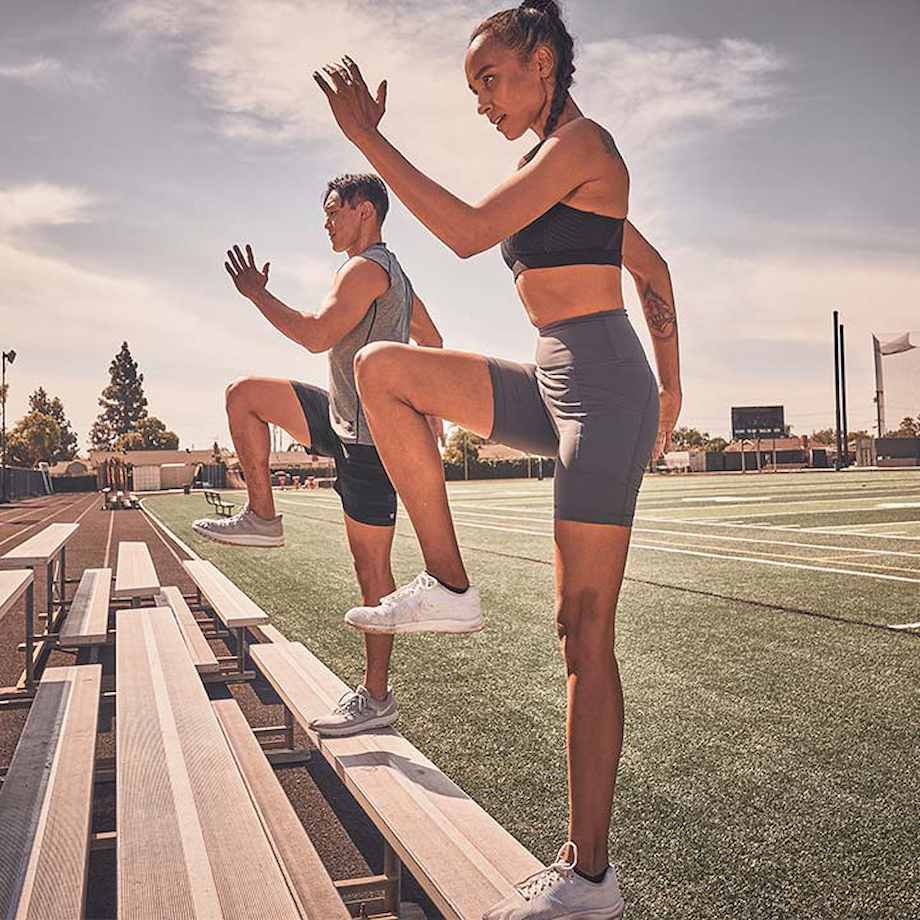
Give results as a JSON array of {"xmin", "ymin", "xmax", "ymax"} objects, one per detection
[{"xmin": 2, "ymin": 0, "xmax": 919, "ymax": 450}]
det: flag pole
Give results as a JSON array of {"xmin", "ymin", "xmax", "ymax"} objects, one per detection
[
  {"xmin": 872, "ymin": 335, "xmax": 885, "ymax": 437},
  {"xmin": 839, "ymin": 323, "xmax": 849, "ymax": 467},
  {"xmin": 833, "ymin": 310, "xmax": 842, "ymax": 470}
]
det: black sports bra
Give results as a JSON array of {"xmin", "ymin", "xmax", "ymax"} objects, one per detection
[{"xmin": 500, "ymin": 140, "xmax": 625, "ymax": 279}]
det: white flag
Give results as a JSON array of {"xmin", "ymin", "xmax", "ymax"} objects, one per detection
[{"xmin": 877, "ymin": 332, "xmax": 915, "ymax": 356}]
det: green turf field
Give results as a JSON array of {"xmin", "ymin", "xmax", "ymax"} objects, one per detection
[{"xmin": 147, "ymin": 469, "xmax": 920, "ymax": 920}]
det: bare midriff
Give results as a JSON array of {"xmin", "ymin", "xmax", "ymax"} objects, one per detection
[{"xmin": 516, "ymin": 263, "xmax": 625, "ymax": 329}]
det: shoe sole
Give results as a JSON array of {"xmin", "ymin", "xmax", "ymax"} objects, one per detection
[
  {"xmin": 309, "ymin": 712, "xmax": 398, "ymax": 738},
  {"xmin": 192, "ymin": 523, "xmax": 284, "ymax": 547},
  {"xmin": 344, "ymin": 615, "xmax": 484, "ymax": 635},
  {"xmin": 484, "ymin": 906, "xmax": 623, "ymax": 920}
]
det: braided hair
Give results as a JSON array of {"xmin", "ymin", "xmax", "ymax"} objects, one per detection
[{"xmin": 470, "ymin": 0, "xmax": 576, "ymax": 138}]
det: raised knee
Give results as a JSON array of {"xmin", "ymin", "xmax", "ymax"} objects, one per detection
[
  {"xmin": 354, "ymin": 342, "xmax": 403, "ymax": 395},
  {"xmin": 225, "ymin": 376, "xmax": 255, "ymax": 412}
]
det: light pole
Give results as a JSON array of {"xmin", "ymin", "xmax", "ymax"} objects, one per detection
[{"xmin": 1, "ymin": 349, "xmax": 17, "ymax": 504}]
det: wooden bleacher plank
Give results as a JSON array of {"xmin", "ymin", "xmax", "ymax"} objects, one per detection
[
  {"xmin": 213, "ymin": 699, "xmax": 350, "ymax": 920},
  {"xmin": 0, "ymin": 523, "xmax": 79, "ymax": 568},
  {"xmin": 59, "ymin": 568, "xmax": 111, "ymax": 647},
  {"xmin": 0, "ymin": 569, "xmax": 33, "ymax": 624},
  {"xmin": 183, "ymin": 560, "xmax": 269, "ymax": 628},
  {"xmin": 251, "ymin": 642, "xmax": 542, "ymax": 920},
  {"xmin": 0, "ymin": 664, "xmax": 101, "ymax": 920},
  {"xmin": 248, "ymin": 622, "xmax": 287, "ymax": 644},
  {"xmin": 116, "ymin": 607, "xmax": 301, "ymax": 920},
  {"xmin": 113, "ymin": 542, "xmax": 160, "ymax": 600},
  {"xmin": 157, "ymin": 587, "xmax": 220, "ymax": 674}
]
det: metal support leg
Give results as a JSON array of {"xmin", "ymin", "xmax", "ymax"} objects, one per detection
[
  {"xmin": 24, "ymin": 583, "xmax": 34, "ymax": 694},
  {"xmin": 236, "ymin": 627, "xmax": 247, "ymax": 673},
  {"xmin": 285, "ymin": 706, "xmax": 294, "ymax": 750},
  {"xmin": 45, "ymin": 560, "xmax": 53, "ymax": 621},
  {"xmin": 383, "ymin": 842, "xmax": 402, "ymax": 915},
  {"xmin": 58, "ymin": 546, "xmax": 66, "ymax": 611}
]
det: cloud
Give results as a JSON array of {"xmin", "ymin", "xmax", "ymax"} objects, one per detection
[
  {"xmin": 0, "ymin": 183, "xmax": 96, "ymax": 234},
  {"xmin": 0, "ymin": 235, "xmax": 329, "ymax": 450},
  {"xmin": 107, "ymin": 1, "xmax": 786, "ymax": 195},
  {"xmin": 0, "ymin": 58, "xmax": 62, "ymax": 82},
  {"xmin": 0, "ymin": 56, "xmax": 101, "ymax": 90},
  {"xmin": 579, "ymin": 36, "xmax": 786, "ymax": 150}
]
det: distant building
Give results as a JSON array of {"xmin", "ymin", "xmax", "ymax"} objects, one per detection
[
  {"xmin": 90, "ymin": 448, "xmax": 218, "ymax": 491},
  {"xmin": 48, "ymin": 459, "xmax": 92, "ymax": 478}
]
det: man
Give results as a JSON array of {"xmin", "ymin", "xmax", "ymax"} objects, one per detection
[{"xmin": 193, "ymin": 174, "xmax": 444, "ymax": 736}]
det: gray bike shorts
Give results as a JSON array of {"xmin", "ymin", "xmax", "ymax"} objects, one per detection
[{"xmin": 487, "ymin": 309, "xmax": 659, "ymax": 526}]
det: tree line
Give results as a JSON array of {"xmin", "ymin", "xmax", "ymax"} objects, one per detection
[{"xmin": 1, "ymin": 342, "xmax": 179, "ymax": 468}]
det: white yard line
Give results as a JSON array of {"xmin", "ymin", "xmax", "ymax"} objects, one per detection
[
  {"xmin": 103, "ymin": 508, "xmax": 116, "ymax": 568},
  {"xmin": 629, "ymin": 542, "xmax": 920, "ymax": 585}
]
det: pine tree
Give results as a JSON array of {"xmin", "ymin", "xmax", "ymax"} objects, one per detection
[
  {"xmin": 28, "ymin": 388, "xmax": 78, "ymax": 460},
  {"xmin": 91, "ymin": 343, "xmax": 149, "ymax": 449}
]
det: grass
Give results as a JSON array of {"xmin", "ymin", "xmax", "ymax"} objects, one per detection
[{"xmin": 147, "ymin": 468, "xmax": 920, "ymax": 920}]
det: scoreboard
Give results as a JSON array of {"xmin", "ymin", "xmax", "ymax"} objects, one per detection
[{"xmin": 731, "ymin": 406, "xmax": 785, "ymax": 440}]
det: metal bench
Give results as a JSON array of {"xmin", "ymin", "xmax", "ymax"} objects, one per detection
[
  {"xmin": 59, "ymin": 567, "xmax": 112, "ymax": 649},
  {"xmin": 0, "ymin": 663, "xmax": 101, "ymax": 919},
  {"xmin": 213, "ymin": 698, "xmax": 350, "ymax": 919},
  {"xmin": 183, "ymin": 559, "xmax": 268, "ymax": 677},
  {"xmin": 251, "ymin": 641, "xmax": 543, "ymax": 919},
  {"xmin": 116, "ymin": 607, "xmax": 339, "ymax": 919},
  {"xmin": 0, "ymin": 522, "xmax": 79, "ymax": 698},
  {"xmin": 113, "ymin": 541, "xmax": 160, "ymax": 607},
  {"xmin": 204, "ymin": 489, "xmax": 235, "ymax": 517},
  {"xmin": 156, "ymin": 586, "xmax": 220, "ymax": 675}
]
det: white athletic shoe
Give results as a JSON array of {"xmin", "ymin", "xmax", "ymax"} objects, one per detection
[
  {"xmin": 308, "ymin": 685, "xmax": 398, "ymax": 737},
  {"xmin": 192, "ymin": 505, "xmax": 284, "ymax": 547},
  {"xmin": 483, "ymin": 843, "xmax": 625, "ymax": 920},
  {"xmin": 344, "ymin": 572, "xmax": 483, "ymax": 635}
]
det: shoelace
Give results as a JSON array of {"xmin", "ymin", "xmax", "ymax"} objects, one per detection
[
  {"xmin": 333, "ymin": 689, "xmax": 369, "ymax": 716},
  {"xmin": 381, "ymin": 572, "xmax": 437, "ymax": 606},
  {"xmin": 516, "ymin": 842, "xmax": 578, "ymax": 901},
  {"xmin": 211, "ymin": 510, "xmax": 247, "ymax": 528}
]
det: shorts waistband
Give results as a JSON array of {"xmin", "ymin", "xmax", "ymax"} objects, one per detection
[{"xmin": 537, "ymin": 308, "xmax": 628, "ymax": 336}]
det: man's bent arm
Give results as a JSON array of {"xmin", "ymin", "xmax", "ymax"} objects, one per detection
[{"xmin": 248, "ymin": 257, "xmax": 388, "ymax": 354}]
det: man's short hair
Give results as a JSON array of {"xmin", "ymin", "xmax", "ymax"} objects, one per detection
[{"xmin": 323, "ymin": 173, "xmax": 389, "ymax": 226}]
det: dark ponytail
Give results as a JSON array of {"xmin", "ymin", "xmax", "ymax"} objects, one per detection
[{"xmin": 471, "ymin": 0, "xmax": 576, "ymax": 137}]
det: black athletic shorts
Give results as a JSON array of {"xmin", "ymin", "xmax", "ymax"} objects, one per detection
[{"xmin": 290, "ymin": 381, "xmax": 397, "ymax": 527}]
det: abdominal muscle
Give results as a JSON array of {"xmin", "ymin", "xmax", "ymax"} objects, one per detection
[{"xmin": 517, "ymin": 263, "xmax": 625, "ymax": 329}]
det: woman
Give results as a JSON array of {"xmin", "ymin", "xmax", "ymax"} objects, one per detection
[{"xmin": 315, "ymin": 2, "xmax": 681, "ymax": 917}]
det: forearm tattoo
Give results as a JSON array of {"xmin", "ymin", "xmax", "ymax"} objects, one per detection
[{"xmin": 643, "ymin": 284, "xmax": 676, "ymax": 339}]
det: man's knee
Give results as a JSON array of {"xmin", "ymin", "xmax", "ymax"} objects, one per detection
[
  {"xmin": 225, "ymin": 376, "xmax": 257, "ymax": 414},
  {"xmin": 354, "ymin": 342, "xmax": 406, "ymax": 397}
]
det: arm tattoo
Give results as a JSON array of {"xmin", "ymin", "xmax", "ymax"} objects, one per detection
[{"xmin": 643, "ymin": 284, "xmax": 676, "ymax": 339}]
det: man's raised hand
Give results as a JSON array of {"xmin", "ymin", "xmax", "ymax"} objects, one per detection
[{"xmin": 225, "ymin": 244, "xmax": 270, "ymax": 301}]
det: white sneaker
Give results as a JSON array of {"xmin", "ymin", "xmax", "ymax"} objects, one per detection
[
  {"xmin": 344, "ymin": 572, "xmax": 483, "ymax": 635},
  {"xmin": 192, "ymin": 505, "xmax": 284, "ymax": 547},
  {"xmin": 483, "ymin": 843, "xmax": 625, "ymax": 920},
  {"xmin": 308, "ymin": 685, "xmax": 398, "ymax": 737}
]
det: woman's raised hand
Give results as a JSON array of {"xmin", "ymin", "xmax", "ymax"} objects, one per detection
[{"xmin": 313, "ymin": 56, "xmax": 387, "ymax": 144}]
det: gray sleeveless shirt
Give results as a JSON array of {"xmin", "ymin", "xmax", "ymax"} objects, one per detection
[{"xmin": 329, "ymin": 243, "xmax": 413, "ymax": 444}]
